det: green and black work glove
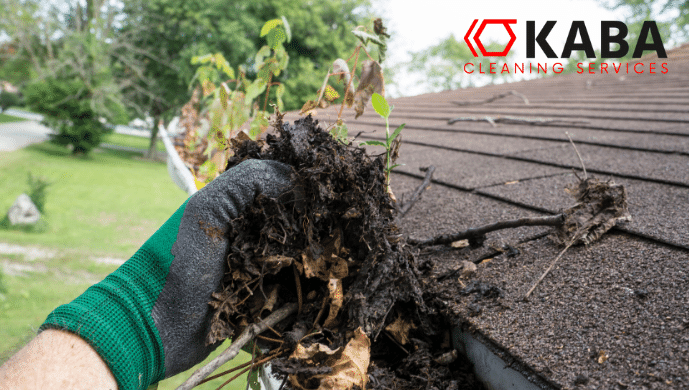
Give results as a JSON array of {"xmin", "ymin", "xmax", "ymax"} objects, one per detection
[{"xmin": 41, "ymin": 159, "xmax": 294, "ymax": 390}]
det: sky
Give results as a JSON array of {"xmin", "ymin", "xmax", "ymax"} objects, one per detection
[{"xmin": 374, "ymin": 0, "xmax": 628, "ymax": 96}]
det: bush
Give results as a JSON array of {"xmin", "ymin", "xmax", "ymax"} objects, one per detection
[
  {"xmin": 27, "ymin": 173, "xmax": 50, "ymax": 214},
  {"xmin": 24, "ymin": 77, "xmax": 108, "ymax": 155},
  {"xmin": 0, "ymin": 91, "xmax": 21, "ymax": 112}
]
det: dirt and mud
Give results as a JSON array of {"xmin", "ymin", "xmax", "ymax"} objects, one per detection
[{"xmin": 202, "ymin": 115, "xmax": 485, "ymax": 389}]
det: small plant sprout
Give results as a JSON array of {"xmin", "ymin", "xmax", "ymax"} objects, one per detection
[{"xmin": 361, "ymin": 92, "xmax": 405, "ymax": 187}]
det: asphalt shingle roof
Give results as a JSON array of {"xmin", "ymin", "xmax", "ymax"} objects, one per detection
[{"xmin": 284, "ymin": 43, "xmax": 689, "ymax": 389}]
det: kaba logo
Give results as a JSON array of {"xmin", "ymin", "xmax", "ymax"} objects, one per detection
[
  {"xmin": 527, "ymin": 21, "xmax": 667, "ymax": 59},
  {"xmin": 465, "ymin": 20, "xmax": 667, "ymax": 59}
]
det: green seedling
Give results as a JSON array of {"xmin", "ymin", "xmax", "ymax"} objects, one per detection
[{"xmin": 361, "ymin": 92, "xmax": 405, "ymax": 187}]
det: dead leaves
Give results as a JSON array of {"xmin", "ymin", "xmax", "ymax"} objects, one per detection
[
  {"xmin": 554, "ymin": 178, "xmax": 632, "ymax": 246},
  {"xmin": 384, "ymin": 315, "xmax": 416, "ymax": 345},
  {"xmin": 354, "ymin": 60, "xmax": 384, "ymax": 118},
  {"xmin": 289, "ymin": 328, "xmax": 371, "ymax": 390},
  {"xmin": 301, "ymin": 229, "xmax": 349, "ymax": 281}
]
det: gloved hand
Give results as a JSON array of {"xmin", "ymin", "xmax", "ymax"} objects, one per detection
[{"xmin": 41, "ymin": 159, "xmax": 294, "ymax": 390}]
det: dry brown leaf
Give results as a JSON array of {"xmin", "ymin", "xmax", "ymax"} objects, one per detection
[
  {"xmin": 385, "ymin": 315, "xmax": 416, "ymax": 345},
  {"xmin": 289, "ymin": 328, "xmax": 370, "ymax": 390},
  {"xmin": 353, "ymin": 60, "xmax": 384, "ymax": 119},
  {"xmin": 260, "ymin": 285, "xmax": 280, "ymax": 315},
  {"xmin": 323, "ymin": 279, "xmax": 343, "ymax": 328},
  {"xmin": 300, "ymin": 100, "xmax": 318, "ymax": 115},
  {"xmin": 319, "ymin": 328, "xmax": 370, "ymax": 390},
  {"xmin": 301, "ymin": 229, "xmax": 349, "ymax": 281}
]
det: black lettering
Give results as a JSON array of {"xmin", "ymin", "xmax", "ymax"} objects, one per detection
[
  {"xmin": 527, "ymin": 21, "xmax": 557, "ymax": 58},
  {"xmin": 632, "ymin": 21, "xmax": 667, "ymax": 58},
  {"xmin": 601, "ymin": 21, "xmax": 628, "ymax": 58},
  {"xmin": 561, "ymin": 21, "xmax": 595, "ymax": 58}
]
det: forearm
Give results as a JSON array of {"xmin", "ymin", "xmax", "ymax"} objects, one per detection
[{"xmin": 0, "ymin": 329, "xmax": 118, "ymax": 390}]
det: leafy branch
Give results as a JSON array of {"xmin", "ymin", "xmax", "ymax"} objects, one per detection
[
  {"xmin": 182, "ymin": 18, "xmax": 291, "ymax": 186},
  {"xmin": 360, "ymin": 93, "xmax": 405, "ymax": 187},
  {"xmin": 300, "ymin": 18, "xmax": 390, "ymax": 143}
]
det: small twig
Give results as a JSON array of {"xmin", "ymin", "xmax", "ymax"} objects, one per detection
[
  {"xmin": 448, "ymin": 115, "xmax": 589, "ymax": 127},
  {"xmin": 214, "ymin": 365, "xmax": 253, "ymax": 390},
  {"xmin": 293, "ymin": 264, "xmax": 303, "ymax": 316},
  {"xmin": 396, "ymin": 166, "xmax": 436, "ymax": 220},
  {"xmin": 197, "ymin": 359, "xmax": 256, "ymax": 385},
  {"xmin": 256, "ymin": 334, "xmax": 284, "ymax": 344},
  {"xmin": 373, "ymin": 302, "xmax": 395, "ymax": 342},
  {"xmin": 452, "ymin": 90, "xmax": 529, "ymax": 106},
  {"xmin": 312, "ymin": 295, "xmax": 329, "ymax": 328},
  {"xmin": 383, "ymin": 331, "xmax": 409, "ymax": 355},
  {"xmin": 338, "ymin": 47, "xmax": 360, "ymax": 120},
  {"xmin": 408, "ymin": 214, "xmax": 565, "ymax": 248},
  {"xmin": 177, "ymin": 303, "xmax": 298, "ymax": 390},
  {"xmin": 315, "ymin": 69, "xmax": 332, "ymax": 106},
  {"xmin": 566, "ymin": 132, "xmax": 587, "ymax": 179},
  {"xmin": 524, "ymin": 238, "xmax": 576, "ymax": 300}
]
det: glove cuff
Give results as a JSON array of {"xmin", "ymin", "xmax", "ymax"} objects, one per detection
[{"xmin": 40, "ymin": 199, "xmax": 189, "ymax": 390}]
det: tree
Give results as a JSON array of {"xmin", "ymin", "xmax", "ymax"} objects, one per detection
[
  {"xmin": 119, "ymin": 0, "xmax": 371, "ymax": 157},
  {"xmin": 406, "ymin": 34, "xmax": 515, "ymax": 93},
  {"xmin": 2, "ymin": 0, "xmax": 132, "ymax": 155}
]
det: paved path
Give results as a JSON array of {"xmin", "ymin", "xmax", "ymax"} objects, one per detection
[
  {"xmin": 0, "ymin": 108, "xmax": 155, "ymax": 153},
  {"xmin": 0, "ymin": 120, "xmax": 52, "ymax": 152}
]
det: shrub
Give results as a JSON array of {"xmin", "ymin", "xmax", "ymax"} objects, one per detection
[
  {"xmin": 24, "ymin": 77, "xmax": 108, "ymax": 155},
  {"xmin": 0, "ymin": 91, "xmax": 21, "ymax": 112},
  {"xmin": 27, "ymin": 173, "xmax": 50, "ymax": 214}
]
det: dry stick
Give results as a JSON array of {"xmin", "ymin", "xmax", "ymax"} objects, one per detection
[
  {"xmin": 198, "ymin": 360, "xmax": 254, "ymax": 385},
  {"xmin": 396, "ymin": 165, "xmax": 436, "ymax": 220},
  {"xmin": 338, "ymin": 47, "xmax": 360, "ymax": 120},
  {"xmin": 177, "ymin": 303, "xmax": 298, "ymax": 390},
  {"xmin": 452, "ymin": 90, "xmax": 530, "ymax": 106},
  {"xmin": 524, "ymin": 136, "xmax": 588, "ymax": 300},
  {"xmin": 523, "ymin": 238, "xmax": 576, "ymax": 300},
  {"xmin": 315, "ymin": 68, "xmax": 332, "ymax": 106},
  {"xmin": 447, "ymin": 115, "xmax": 589, "ymax": 127},
  {"xmin": 566, "ymin": 132, "xmax": 587, "ymax": 179},
  {"xmin": 408, "ymin": 214, "xmax": 565, "ymax": 248},
  {"xmin": 214, "ymin": 365, "xmax": 254, "ymax": 390}
]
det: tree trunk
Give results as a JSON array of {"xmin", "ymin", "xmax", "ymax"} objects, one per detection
[{"xmin": 146, "ymin": 116, "xmax": 160, "ymax": 159}]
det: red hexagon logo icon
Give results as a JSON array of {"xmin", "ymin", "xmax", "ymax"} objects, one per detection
[{"xmin": 464, "ymin": 19, "xmax": 517, "ymax": 57}]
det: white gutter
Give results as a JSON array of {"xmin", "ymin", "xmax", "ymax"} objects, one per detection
[{"xmin": 158, "ymin": 123, "xmax": 197, "ymax": 196}]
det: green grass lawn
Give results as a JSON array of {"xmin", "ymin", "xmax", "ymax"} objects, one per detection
[
  {"xmin": 0, "ymin": 141, "xmax": 251, "ymax": 389},
  {"xmin": 0, "ymin": 254, "xmax": 251, "ymax": 390},
  {"xmin": 0, "ymin": 142, "xmax": 187, "ymax": 257},
  {"xmin": 0, "ymin": 113, "xmax": 25, "ymax": 123},
  {"xmin": 103, "ymin": 132, "xmax": 166, "ymax": 152}
]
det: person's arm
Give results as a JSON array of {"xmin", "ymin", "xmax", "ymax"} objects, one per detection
[{"xmin": 0, "ymin": 329, "xmax": 118, "ymax": 389}]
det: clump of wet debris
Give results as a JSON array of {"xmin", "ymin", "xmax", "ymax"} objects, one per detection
[
  {"xmin": 194, "ymin": 112, "xmax": 631, "ymax": 389},
  {"xmin": 203, "ymin": 114, "xmax": 480, "ymax": 389}
]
